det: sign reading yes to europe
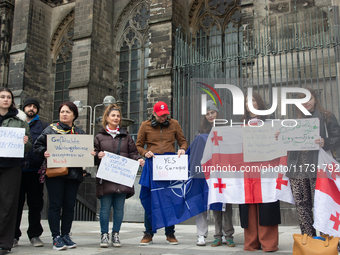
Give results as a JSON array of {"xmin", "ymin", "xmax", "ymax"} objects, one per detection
[
  {"xmin": 153, "ymin": 155, "xmax": 188, "ymax": 181},
  {"xmin": 96, "ymin": 151, "xmax": 139, "ymax": 188},
  {"xmin": 0, "ymin": 127, "xmax": 25, "ymax": 158},
  {"xmin": 47, "ymin": 134, "xmax": 94, "ymax": 167},
  {"xmin": 278, "ymin": 118, "xmax": 320, "ymax": 151}
]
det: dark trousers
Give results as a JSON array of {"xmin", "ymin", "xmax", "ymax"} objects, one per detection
[
  {"xmin": 0, "ymin": 166, "xmax": 21, "ymax": 250},
  {"xmin": 15, "ymin": 171, "xmax": 44, "ymax": 240},
  {"xmin": 144, "ymin": 212, "xmax": 175, "ymax": 237},
  {"xmin": 45, "ymin": 176, "xmax": 80, "ymax": 238}
]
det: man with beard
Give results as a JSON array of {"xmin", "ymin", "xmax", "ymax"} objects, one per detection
[{"xmin": 13, "ymin": 98, "xmax": 48, "ymax": 248}]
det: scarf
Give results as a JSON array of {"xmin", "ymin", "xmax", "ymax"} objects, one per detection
[
  {"xmin": 106, "ymin": 125, "xmax": 120, "ymax": 139},
  {"xmin": 51, "ymin": 122, "xmax": 75, "ymax": 134}
]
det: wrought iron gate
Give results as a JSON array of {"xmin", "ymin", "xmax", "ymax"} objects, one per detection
[{"xmin": 174, "ymin": 3, "xmax": 340, "ymax": 143}]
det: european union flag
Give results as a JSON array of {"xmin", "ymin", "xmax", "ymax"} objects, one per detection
[{"xmin": 139, "ymin": 134, "xmax": 209, "ymax": 232}]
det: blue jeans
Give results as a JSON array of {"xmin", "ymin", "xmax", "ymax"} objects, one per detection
[
  {"xmin": 100, "ymin": 193, "xmax": 127, "ymax": 234},
  {"xmin": 144, "ymin": 212, "xmax": 175, "ymax": 237}
]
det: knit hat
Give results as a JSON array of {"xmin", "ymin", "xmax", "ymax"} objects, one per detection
[
  {"xmin": 22, "ymin": 97, "xmax": 40, "ymax": 114},
  {"xmin": 206, "ymin": 100, "xmax": 219, "ymax": 112}
]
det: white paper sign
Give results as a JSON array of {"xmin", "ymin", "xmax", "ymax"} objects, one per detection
[
  {"xmin": 278, "ymin": 118, "xmax": 320, "ymax": 151},
  {"xmin": 0, "ymin": 127, "xmax": 25, "ymax": 158},
  {"xmin": 96, "ymin": 151, "xmax": 139, "ymax": 188},
  {"xmin": 153, "ymin": 155, "xmax": 188, "ymax": 181},
  {"xmin": 243, "ymin": 122, "xmax": 286, "ymax": 162},
  {"xmin": 47, "ymin": 134, "xmax": 94, "ymax": 167}
]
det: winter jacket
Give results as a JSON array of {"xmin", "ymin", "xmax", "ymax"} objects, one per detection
[
  {"xmin": 0, "ymin": 109, "xmax": 32, "ymax": 168},
  {"xmin": 21, "ymin": 115, "xmax": 48, "ymax": 171},
  {"xmin": 136, "ymin": 117, "xmax": 188, "ymax": 156},
  {"xmin": 94, "ymin": 127, "xmax": 141, "ymax": 199},
  {"xmin": 286, "ymin": 109, "xmax": 340, "ymax": 178},
  {"xmin": 33, "ymin": 122, "xmax": 86, "ymax": 183}
]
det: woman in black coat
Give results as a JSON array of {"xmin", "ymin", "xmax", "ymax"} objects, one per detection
[
  {"xmin": 34, "ymin": 101, "xmax": 86, "ymax": 251},
  {"xmin": 91, "ymin": 104, "xmax": 144, "ymax": 248},
  {"xmin": 285, "ymin": 88, "xmax": 340, "ymax": 237},
  {"xmin": 239, "ymin": 91, "xmax": 281, "ymax": 252}
]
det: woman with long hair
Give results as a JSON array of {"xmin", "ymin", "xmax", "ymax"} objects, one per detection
[
  {"xmin": 0, "ymin": 88, "xmax": 31, "ymax": 255},
  {"xmin": 239, "ymin": 91, "xmax": 281, "ymax": 252},
  {"xmin": 285, "ymin": 88, "xmax": 340, "ymax": 236},
  {"xmin": 34, "ymin": 101, "xmax": 86, "ymax": 251},
  {"xmin": 91, "ymin": 104, "xmax": 144, "ymax": 248}
]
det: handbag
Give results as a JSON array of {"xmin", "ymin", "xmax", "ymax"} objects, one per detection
[
  {"xmin": 46, "ymin": 167, "xmax": 68, "ymax": 178},
  {"xmin": 292, "ymin": 233, "xmax": 339, "ymax": 255}
]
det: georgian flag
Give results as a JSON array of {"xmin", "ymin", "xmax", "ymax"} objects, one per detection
[
  {"xmin": 313, "ymin": 149, "xmax": 340, "ymax": 237},
  {"xmin": 201, "ymin": 126, "xmax": 294, "ymax": 206}
]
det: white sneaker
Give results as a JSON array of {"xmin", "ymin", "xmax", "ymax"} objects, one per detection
[
  {"xmin": 197, "ymin": 235, "xmax": 206, "ymax": 246},
  {"xmin": 222, "ymin": 235, "xmax": 227, "ymax": 244}
]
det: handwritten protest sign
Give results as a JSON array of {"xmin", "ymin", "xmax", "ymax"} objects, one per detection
[
  {"xmin": 243, "ymin": 122, "xmax": 286, "ymax": 162},
  {"xmin": 278, "ymin": 118, "xmax": 320, "ymax": 151},
  {"xmin": 96, "ymin": 151, "xmax": 139, "ymax": 188},
  {"xmin": 153, "ymin": 155, "xmax": 188, "ymax": 181},
  {"xmin": 47, "ymin": 134, "xmax": 94, "ymax": 167},
  {"xmin": 0, "ymin": 127, "xmax": 25, "ymax": 158}
]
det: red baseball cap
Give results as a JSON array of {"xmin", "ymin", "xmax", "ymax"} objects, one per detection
[{"xmin": 153, "ymin": 101, "xmax": 170, "ymax": 116}]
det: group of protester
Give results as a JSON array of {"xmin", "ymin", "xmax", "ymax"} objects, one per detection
[{"xmin": 0, "ymin": 86, "xmax": 339, "ymax": 254}]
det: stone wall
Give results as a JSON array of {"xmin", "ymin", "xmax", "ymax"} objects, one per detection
[{"xmin": 8, "ymin": 0, "xmax": 53, "ymax": 121}]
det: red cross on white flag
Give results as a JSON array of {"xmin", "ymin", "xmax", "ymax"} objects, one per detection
[{"xmin": 313, "ymin": 148, "xmax": 340, "ymax": 237}]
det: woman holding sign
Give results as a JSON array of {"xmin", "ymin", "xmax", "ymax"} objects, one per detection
[
  {"xmin": 34, "ymin": 101, "xmax": 86, "ymax": 251},
  {"xmin": 92, "ymin": 104, "xmax": 144, "ymax": 248},
  {"xmin": 284, "ymin": 88, "xmax": 340, "ymax": 237},
  {"xmin": 239, "ymin": 92, "xmax": 281, "ymax": 252},
  {"xmin": 0, "ymin": 88, "xmax": 31, "ymax": 255}
]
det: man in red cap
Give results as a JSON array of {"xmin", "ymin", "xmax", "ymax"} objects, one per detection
[{"xmin": 136, "ymin": 101, "xmax": 188, "ymax": 245}]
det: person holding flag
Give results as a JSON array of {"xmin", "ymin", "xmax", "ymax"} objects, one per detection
[
  {"xmin": 192, "ymin": 100, "xmax": 235, "ymax": 247},
  {"xmin": 285, "ymin": 88, "xmax": 340, "ymax": 237},
  {"xmin": 136, "ymin": 101, "xmax": 188, "ymax": 245},
  {"xmin": 239, "ymin": 92, "xmax": 281, "ymax": 252}
]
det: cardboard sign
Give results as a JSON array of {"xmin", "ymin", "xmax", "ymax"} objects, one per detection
[
  {"xmin": 0, "ymin": 127, "xmax": 25, "ymax": 158},
  {"xmin": 47, "ymin": 134, "xmax": 94, "ymax": 167},
  {"xmin": 243, "ymin": 122, "xmax": 286, "ymax": 162},
  {"xmin": 278, "ymin": 118, "xmax": 320, "ymax": 151},
  {"xmin": 153, "ymin": 155, "xmax": 188, "ymax": 181},
  {"xmin": 96, "ymin": 151, "xmax": 140, "ymax": 188}
]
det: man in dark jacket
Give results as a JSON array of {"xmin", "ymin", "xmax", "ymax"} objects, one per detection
[
  {"xmin": 136, "ymin": 101, "xmax": 188, "ymax": 246},
  {"xmin": 14, "ymin": 98, "xmax": 48, "ymax": 248}
]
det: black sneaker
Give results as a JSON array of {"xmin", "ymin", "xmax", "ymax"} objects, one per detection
[
  {"xmin": 61, "ymin": 235, "xmax": 77, "ymax": 249},
  {"xmin": 112, "ymin": 232, "xmax": 121, "ymax": 247},
  {"xmin": 52, "ymin": 236, "xmax": 67, "ymax": 250},
  {"xmin": 100, "ymin": 233, "xmax": 109, "ymax": 248}
]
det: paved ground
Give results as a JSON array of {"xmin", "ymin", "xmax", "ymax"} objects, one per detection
[{"xmin": 10, "ymin": 211, "xmax": 304, "ymax": 254}]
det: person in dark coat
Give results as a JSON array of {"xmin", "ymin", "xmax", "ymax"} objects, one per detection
[
  {"xmin": 285, "ymin": 88, "xmax": 340, "ymax": 237},
  {"xmin": 14, "ymin": 98, "xmax": 48, "ymax": 248},
  {"xmin": 239, "ymin": 91, "xmax": 281, "ymax": 252},
  {"xmin": 34, "ymin": 101, "xmax": 87, "ymax": 251},
  {"xmin": 0, "ymin": 88, "xmax": 31, "ymax": 255},
  {"xmin": 91, "ymin": 104, "xmax": 144, "ymax": 248}
]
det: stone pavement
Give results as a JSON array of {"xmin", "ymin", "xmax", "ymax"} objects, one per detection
[{"xmin": 9, "ymin": 211, "xmax": 305, "ymax": 255}]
